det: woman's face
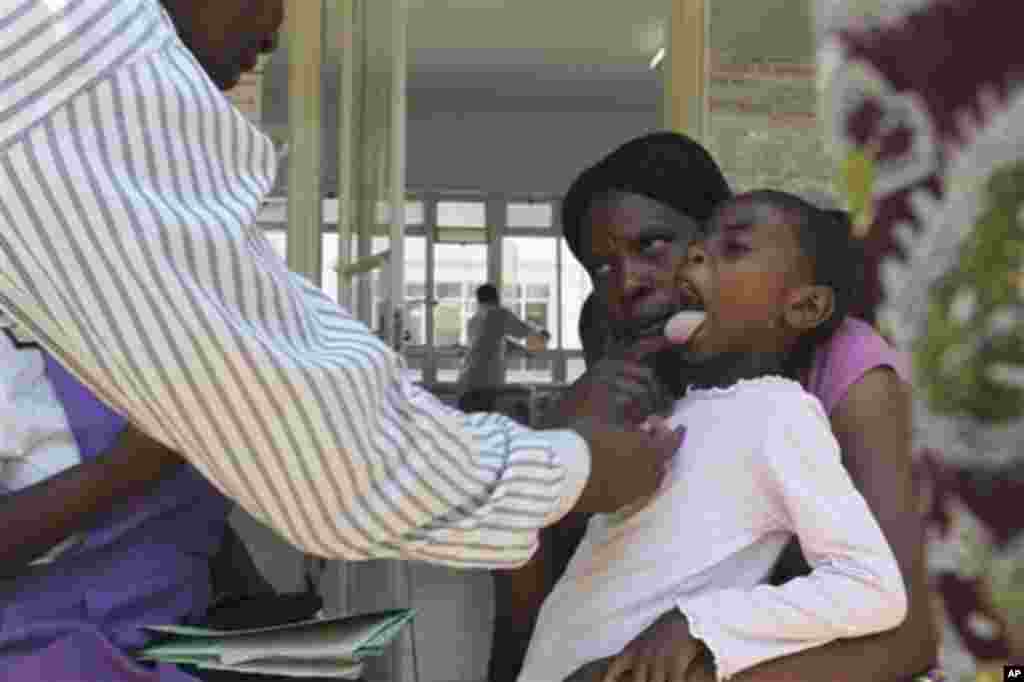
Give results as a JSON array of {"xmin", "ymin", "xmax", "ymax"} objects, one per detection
[{"xmin": 582, "ymin": 192, "xmax": 701, "ymax": 341}]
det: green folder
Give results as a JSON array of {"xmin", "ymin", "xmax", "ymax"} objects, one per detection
[{"xmin": 137, "ymin": 608, "xmax": 413, "ymax": 679}]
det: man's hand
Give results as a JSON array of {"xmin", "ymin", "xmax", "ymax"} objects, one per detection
[
  {"xmin": 571, "ymin": 417, "xmax": 682, "ymax": 514},
  {"xmin": 548, "ymin": 336, "xmax": 673, "ymax": 428},
  {"xmin": 603, "ymin": 610, "xmax": 706, "ymax": 682}
]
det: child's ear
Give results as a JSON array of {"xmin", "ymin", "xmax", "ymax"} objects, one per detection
[{"xmin": 783, "ymin": 285, "xmax": 835, "ymax": 332}]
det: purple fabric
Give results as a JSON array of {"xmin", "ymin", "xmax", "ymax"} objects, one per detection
[
  {"xmin": 0, "ymin": 354, "xmax": 231, "ymax": 681},
  {"xmin": 805, "ymin": 317, "xmax": 911, "ymax": 415}
]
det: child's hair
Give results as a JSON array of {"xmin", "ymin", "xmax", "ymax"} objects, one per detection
[{"xmin": 714, "ymin": 190, "xmax": 864, "ymax": 377}]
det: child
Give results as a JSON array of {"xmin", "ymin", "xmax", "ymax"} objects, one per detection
[{"xmin": 517, "ymin": 191, "xmax": 908, "ymax": 681}]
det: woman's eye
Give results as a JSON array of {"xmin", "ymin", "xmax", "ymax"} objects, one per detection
[
  {"xmin": 593, "ymin": 263, "xmax": 612, "ymax": 277},
  {"xmin": 639, "ymin": 238, "xmax": 671, "ymax": 256},
  {"xmin": 707, "ymin": 237, "xmax": 749, "ymax": 259}
]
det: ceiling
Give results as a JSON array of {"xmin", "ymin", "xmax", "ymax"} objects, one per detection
[{"xmin": 264, "ymin": 0, "xmax": 816, "ymax": 113}]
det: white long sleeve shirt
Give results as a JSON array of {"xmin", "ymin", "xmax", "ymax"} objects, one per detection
[
  {"xmin": 0, "ymin": 0, "xmax": 590, "ymax": 568},
  {"xmin": 519, "ymin": 377, "xmax": 907, "ymax": 681}
]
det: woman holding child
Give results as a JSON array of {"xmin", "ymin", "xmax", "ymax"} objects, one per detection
[{"xmin": 490, "ymin": 132, "xmax": 940, "ymax": 682}]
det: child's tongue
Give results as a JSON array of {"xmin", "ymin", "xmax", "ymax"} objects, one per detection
[{"xmin": 664, "ymin": 310, "xmax": 706, "ymax": 344}]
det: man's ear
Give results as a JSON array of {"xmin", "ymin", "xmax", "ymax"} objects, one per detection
[{"xmin": 783, "ymin": 285, "xmax": 835, "ymax": 332}]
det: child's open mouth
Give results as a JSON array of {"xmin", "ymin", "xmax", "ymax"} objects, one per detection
[{"xmin": 665, "ymin": 280, "xmax": 706, "ymax": 345}]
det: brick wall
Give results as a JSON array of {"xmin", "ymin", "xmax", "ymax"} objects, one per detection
[{"xmin": 705, "ymin": 55, "xmax": 836, "ymax": 202}]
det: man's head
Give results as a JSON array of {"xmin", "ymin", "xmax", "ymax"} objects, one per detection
[
  {"xmin": 476, "ymin": 284, "xmax": 499, "ymax": 306},
  {"xmin": 562, "ymin": 132, "xmax": 732, "ymax": 343},
  {"xmin": 161, "ymin": 0, "xmax": 284, "ymax": 91}
]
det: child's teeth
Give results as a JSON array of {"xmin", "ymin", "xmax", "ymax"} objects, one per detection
[{"xmin": 664, "ymin": 310, "xmax": 706, "ymax": 344}]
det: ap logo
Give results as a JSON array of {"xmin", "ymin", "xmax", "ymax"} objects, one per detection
[{"xmin": 1006, "ymin": 666, "xmax": 1023, "ymax": 681}]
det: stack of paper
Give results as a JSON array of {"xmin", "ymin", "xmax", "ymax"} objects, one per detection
[{"xmin": 136, "ymin": 608, "xmax": 414, "ymax": 679}]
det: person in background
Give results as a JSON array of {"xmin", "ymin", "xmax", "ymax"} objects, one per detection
[{"xmin": 458, "ymin": 283, "xmax": 550, "ymax": 413}]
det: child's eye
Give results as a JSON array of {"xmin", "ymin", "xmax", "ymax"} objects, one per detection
[{"xmin": 722, "ymin": 240, "xmax": 750, "ymax": 256}]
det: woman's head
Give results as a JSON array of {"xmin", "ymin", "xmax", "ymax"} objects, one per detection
[
  {"xmin": 681, "ymin": 190, "xmax": 861, "ymax": 368},
  {"xmin": 561, "ymin": 132, "xmax": 732, "ymax": 341}
]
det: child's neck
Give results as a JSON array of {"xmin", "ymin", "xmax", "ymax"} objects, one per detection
[{"xmin": 679, "ymin": 349, "xmax": 791, "ymax": 392}]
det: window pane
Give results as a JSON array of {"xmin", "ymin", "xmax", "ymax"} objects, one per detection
[
  {"xmin": 525, "ymin": 283, "xmax": 550, "ymax": 299},
  {"xmin": 405, "ymin": 201, "xmax": 425, "ymax": 226},
  {"xmin": 433, "ymin": 242, "xmax": 487, "ymax": 363},
  {"xmin": 524, "ymin": 301, "xmax": 547, "ymax": 329},
  {"xmin": 566, "ymin": 355, "xmax": 587, "ymax": 383},
  {"xmin": 560, "ymin": 238, "xmax": 593, "ymax": 351},
  {"xmin": 375, "ymin": 200, "xmax": 426, "ymax": 226},
  {"xmin": 436, "ymin": 282, "xmax": 462, "ymax": 299},
  {"xmin": 401, "ymin": 237, "xmax": 427, "ymax": 346},
  {"xmin": 437, "ymin": 200, "xmax": 485, "ymax": 228},
  {"xmin": 506, "ymin": 202, "xmax": 553, "ymax": 229},
  {"xmin": 436, "ymin": 354, "xmax": 462, "ymax": 384},
  {"xmin": 265, "ymin": 230, "xmax": 286, "ymax": 260},
  {"xmin": 506, "ymin": 354, "xmax": 553, "ymax": 384},
  {"xmin": 402, "ymin": 351, "xmax": 424, "ymax": 383},
  {"xmin": 503, "ymin": 237, "xmax": 557, "ymax": 347}
]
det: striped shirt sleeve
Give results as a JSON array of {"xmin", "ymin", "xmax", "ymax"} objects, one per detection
[{"xmin": 0, "ymin": 0, "xmax": 590, "ymax": 568}]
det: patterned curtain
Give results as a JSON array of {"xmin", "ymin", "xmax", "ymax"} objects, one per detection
[{"xmin": 817, "ymin": 2, "xmax": 1024, "ymax": 679}]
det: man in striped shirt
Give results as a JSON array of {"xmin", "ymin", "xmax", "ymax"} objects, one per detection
[{"xmin": 0, "ymin": 0, "xmax": 681, "ymax": 571}]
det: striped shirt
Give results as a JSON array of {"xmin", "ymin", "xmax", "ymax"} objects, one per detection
[{"xmin": 0, "ymin": 0, "xmax": 589, "ymax": 568}]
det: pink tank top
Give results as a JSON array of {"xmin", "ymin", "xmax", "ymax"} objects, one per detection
[{"xmin": 805, "ymin": 317, "xmax": 911, "ymax": 415}]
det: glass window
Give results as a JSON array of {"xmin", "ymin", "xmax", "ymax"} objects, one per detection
[
  {"xmin": 435, "ymin": 354, "xmax": 463, "ymax": 384},
  {"xmin": 524, "ymin": 301, "xmax": 548, "ymax": 329},
  {"xmin": 525, "ymin": 283, "xmax": 550, "ymax": 299},
  {"xmin": 437, "ymin": 200, "xmax": 485, "ymax": 228},
  {"xmin": 506, "ymin": 354, "xmax": 553, "ymax": 384},
  {"xmin": 559, "ymin": 237, "xmax": 592, "ymax": 351},
  {"xmin": 433, "ymin": 243, "xmax": 487, "ymax": 366},
  {"xmin": 435, "ymin": 282, "xmax": 462, "ymax": 299},
  {"xmin": 503, "ymin": 237, "xmax": 557, "ymax": 347},
  {"xmin": 402, "ymin": 352, "xmax": 424, "ymax": 383},
  {"xmin": 506, "ymin": 201, "xmax": 553, "ymax": 229},
  {"xmin": 265, "ymin": 231, "xmax": 286, "ymax": 260},
  {"xmin": 401, "ymin": 237, "xmax": 427, "ymax": 348},
  {"xmin": 375, "ymin": 200, "xmax": 426, "ymax": 226},
  {"xmin": 566, "ymin": 355, "xmax": 587, "ymax": 383}
]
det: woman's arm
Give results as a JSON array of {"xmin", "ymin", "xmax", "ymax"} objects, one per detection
[
  {"xmin": 0, "ymin": 425, "xmax": 182, "ymax": 574},
  {"xmin": 726, "ymin": 368, "xmax": 937, "ymax": 682}
]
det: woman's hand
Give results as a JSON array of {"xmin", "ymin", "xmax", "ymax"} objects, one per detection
[
  {"xmin": 602, "ymin": 610, "xmax": 705, "ymax": 682},
  {"xmin": 0, "ymin": 425, "xmax": 182, "ymax": 573},
  {"xmin": 544, "ymin": 336, "xmax": 673, "ymax": 428}
]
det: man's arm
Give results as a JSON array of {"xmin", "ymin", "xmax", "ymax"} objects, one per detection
[
  {"xmin": 0, "ymin": 425, "xmax": 181, "ymax": 575},
  {"xmin": 502, "ymin": 308, "xmax": 542, "ymax": 339},
  {"xmin": 0, "ymin": 0, "xmax": 681, "ymax": 570},
  {"xmin": 725, "ymin": 368, "xmax": 937, "ymax": 682}
]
